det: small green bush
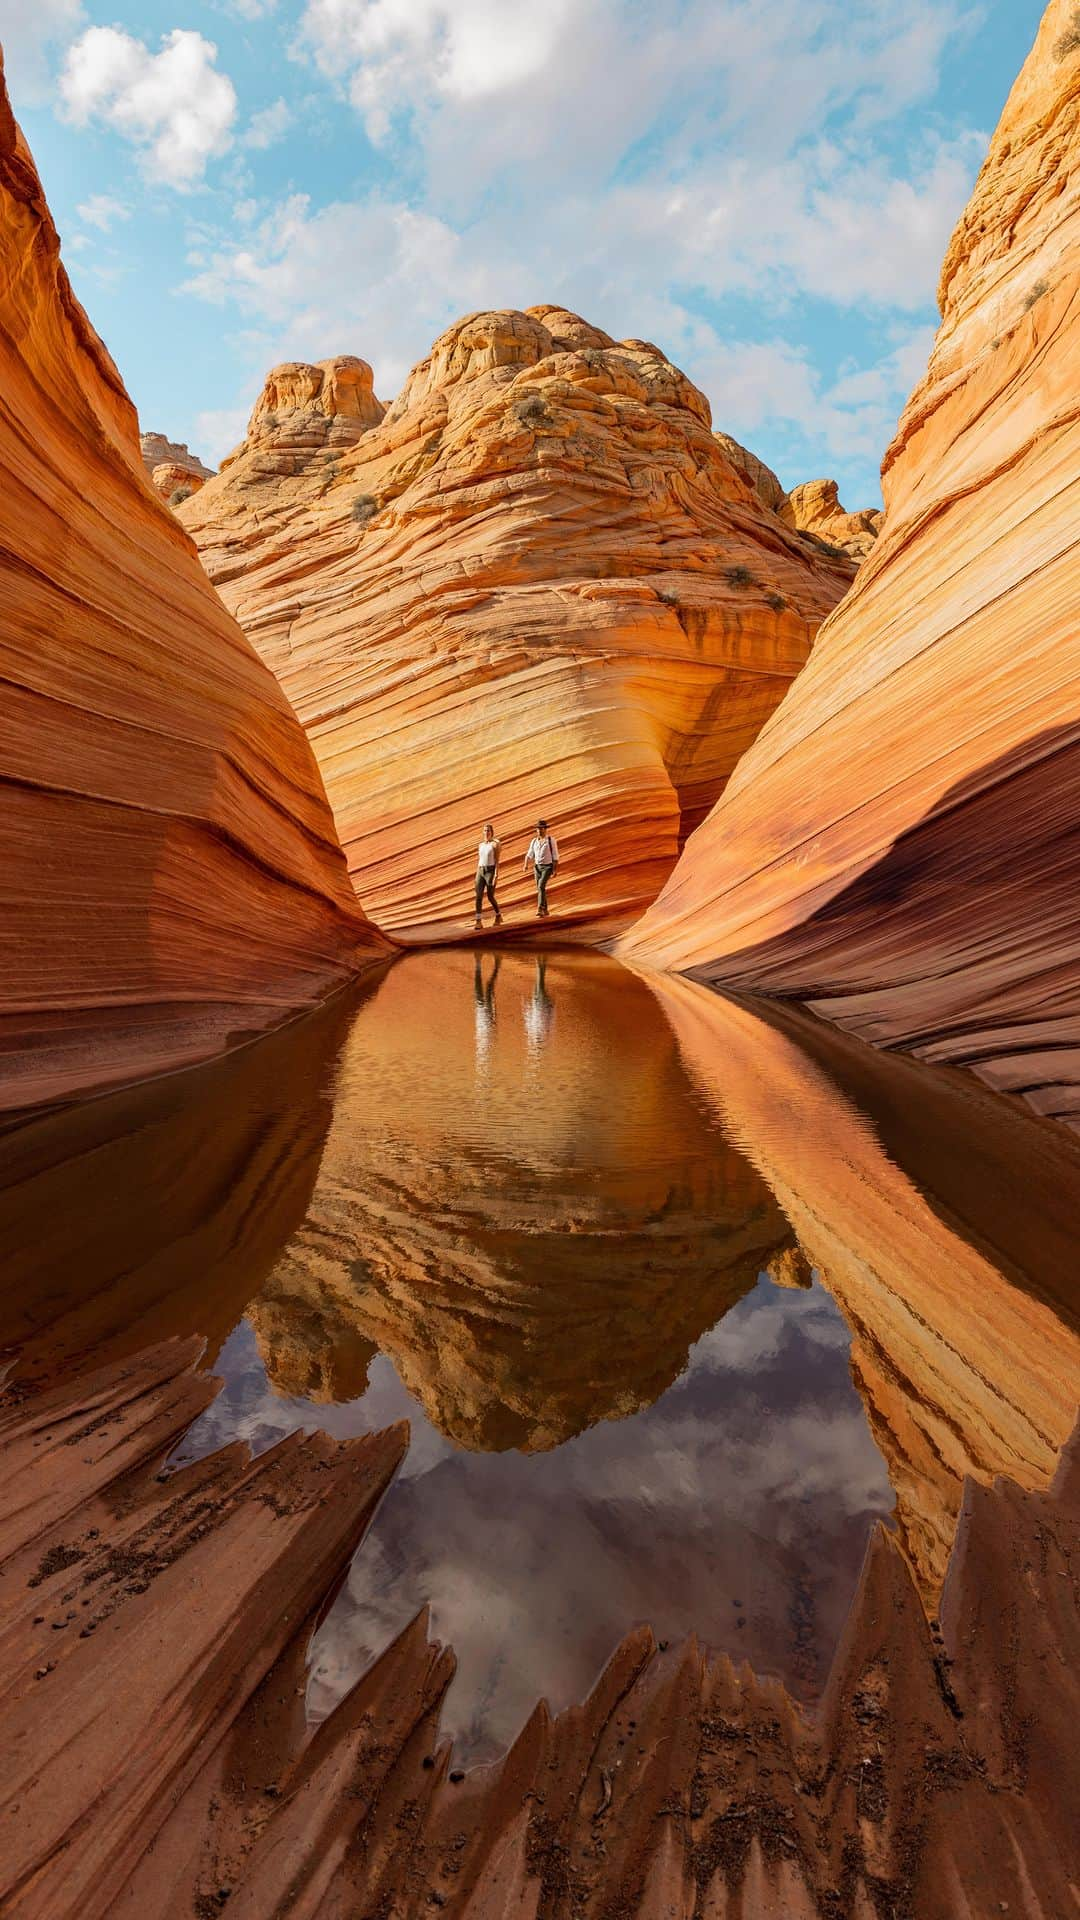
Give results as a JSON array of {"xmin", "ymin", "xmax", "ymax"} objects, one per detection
[
  {"xmin": 1023, "ymin": 277, "xmax": 1049, "ymax": 311},
  {"xmin": 724, "ymin": 565, "xmax": 755, "ymax": 589},
  {"xmin": 352, "ymin": 493, "xmax": 377, "ymax": 523},
  {"xmin": 765, "ymin": 590, "xmax": 787, "ymax": 612},
  {"xmin": 169, "ymin": 486, "xmax": 193, "ymax": 506}
]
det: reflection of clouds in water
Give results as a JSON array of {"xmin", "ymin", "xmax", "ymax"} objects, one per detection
[
  {"xmin": 178, "ymin": 1283, "xmax": 893, "ymax": 1766},
  {"xmin": 302, "ymin": 1278, "xmax": 894, "ymax": 1763}
]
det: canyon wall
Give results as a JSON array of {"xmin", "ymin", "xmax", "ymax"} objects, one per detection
[
  {"xmin": 622, "ymin": 3, "xmax": 1080, "ymax": 1125},
  {"xmin": 645, "ymin": 973, "xmax": 1080, "ymax": 1593},
  {"xmin": 181, "ymin": 312, "xmax": 853, "ymax": 941},
  {"xmin": 0, "ymin": 65, "xmax": 385, "ymax": 1111}
]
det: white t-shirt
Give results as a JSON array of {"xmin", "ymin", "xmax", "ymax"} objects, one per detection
[
  {"xmin": 527, "ymin": 833, "xmax": 558, "ymax": 866},
  {"xmin": 478, "ymin": 837, "xmax": 499, "ymax": 870}
]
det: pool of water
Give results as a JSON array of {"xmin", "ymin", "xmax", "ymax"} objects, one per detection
[{"xmin": 5, "ymin": 947, "xmax": 1080, "ymax": 1768}]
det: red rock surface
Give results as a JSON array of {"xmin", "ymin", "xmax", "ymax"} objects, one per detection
[
  {"xmin": 644, "ymin": 972, "xmax": 1080, "ymax": 1592},
  {"xmin": 779, "ymin": 476, "xmax": 882, "ymax": 559},
  {"xmin": 149, "ymin": 460, "xmax": 206, "ymax": 506},
  {"xmin": 622, "ymin": 1, "xmax": 1080, "ymax": 1125},
  {"xmin": 181, "ymin": 310, "xmax": 854, "ymax": 941},
  {"xmin": 0, "ymin": 64, "xmax": 386, "ymax": 1112}
]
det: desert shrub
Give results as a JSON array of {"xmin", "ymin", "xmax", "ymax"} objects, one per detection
[
  {"xmin": 765, "ymin": 590, "xmax": 787, "ymax": 612},
  {"xmin": 169, "ymin": 486, "xmax": 193, "ymax": 506},
  {"xmin": 514, "ymin": 391, "xmax": 550, "ymax": 427},
  {"xmin": 352, "ymin": 493, "xmax": 377, "ymax": 523},
  {"xmin": 1023, "ymin": 277, "xmax": 1049, "ymax": 310},
  {"xmin": 724, "ymin": 565, "xmax": 755, "ymax": 589},
  {"xmin": 1054, "ymin": 9, "xmax": 1080, "ymax": 56}
]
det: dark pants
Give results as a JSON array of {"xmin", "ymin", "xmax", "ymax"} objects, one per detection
[
  {"xmin": 534, "ymin": 862, "xmax": 554, "ymax": 913},
  {"xmin": 475, "ymin": 867, "xmax": 499, "ymax": 914}
]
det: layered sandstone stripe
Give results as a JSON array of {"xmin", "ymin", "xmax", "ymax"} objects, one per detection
[
  {"xmin": 622, "ymin": 1, "xmax": 1080, "ymax": 1124},
  {"xmin": 181, "ymin": 310, "xmax": 853, "ymax": 941},
  {"xmin": 644, "ymin": 973, "xmax": 1080, "ymax": 1593},
  {"xmin": 0, "ymin": 64, "xmax": 386, "ymax": 1110}
]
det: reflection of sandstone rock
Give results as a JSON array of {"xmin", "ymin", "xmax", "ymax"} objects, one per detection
[
  {"xmin": 764, "ymin": 1245, "xmax": 813, "ymax": 1289},
  {"xmin": 646, "ymin": 971, "xmax": 1080, "ymax": 1591},
  {"xmin": 251, "ymin": 951, "xmax": 792, "ymax": 1445},
  {"xmin": 779, "ymin": 477, "xmax": 882, "ymax": 559},
  {"xmin": 0, "ymin": 987, "xmax": 359, "ymax": 1385},
  {"xmin": 139, "ymin": 431, "xmax": 213, "ymax": 483},
  {"xmin": 0, "ymin": 71, "xmax": 384, "ymax": 1109},
  {"xmin": 623, "ymin": 5, "xmax": 1080, "ymax": 1126},
  {"xmin": 181, "ymin": 309, "xmax": 853, "ymax": 941}
]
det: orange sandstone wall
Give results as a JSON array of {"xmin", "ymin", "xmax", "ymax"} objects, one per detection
[
  {"xmin": 181, "ymin": 310, "xmax": 853, "ymax": 942},
  {"xmin": 0, "ymin": 65, "xmax": 385, "ymax": 1112},
  {"xmin": 622, "ymin": 2, "xmax": 1080, "ymax": 1125}
]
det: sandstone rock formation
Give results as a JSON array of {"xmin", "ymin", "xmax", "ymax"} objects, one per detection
[
  {"xmin": 246, "ymin": 950, "xmax": 792, "ymax": 1448},
  {"xmin": 181, "ymin": 310, "xmax": 854, "ymax": 941},
  {"xmin": 713, "ymin": 435, "xmax": 881, "ymax": 559},
  {"xmin": 2, "ymin": 1331, "xmax": 1076, "ymax": 1919},
  {"xmin": 645, "ymin": 971, "xmax": 1080, "ymax": 1592},
  {"xmin": 139, "ymin": 429, "xmax": 212, "ymax": 484},
  {"xmin": 622, "ymin": 1, "xmax": 1080, "ymax": 1127},
  {"xmin": 780, "ymin": 476, "xmax": 882, "ymax": 558},
  {"xmin": 150, "ymin": 460, "xmax": 206, "ymax": 506},
  {"xmin": 0, "ymin": 66, "xmax": 386, "ymax": 1111}
]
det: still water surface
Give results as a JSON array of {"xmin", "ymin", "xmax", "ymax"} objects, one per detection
[{"xmin": 5, "ymin": 948, "xmax": 1080, "ymax": 1768}]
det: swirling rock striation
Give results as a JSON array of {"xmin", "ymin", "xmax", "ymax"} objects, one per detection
[
  {"xmin": 623, "ymin": 1, "xmax": 1080, "ymax": 1125},
  {"xmin": 181, "ymin": 309, "xmax": 854, "ymax": 941},
  {"xmin": 0, "ymin": 65, "xmax": 386, "ymax": 1111}
]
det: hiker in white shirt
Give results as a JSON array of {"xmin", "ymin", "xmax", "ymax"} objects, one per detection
[
  {"xmin": 474, "ymin": 824, "xmax": 503, "ymax": 930},
  {"xmin": 523, "ymin": 818, "xmax": 559, "ymax": 918}
]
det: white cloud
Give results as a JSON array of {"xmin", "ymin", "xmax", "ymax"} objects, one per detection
[
  {"xmin": 194, "ymin": 404, "xmax": 252, "ymax": 464},
  {"xmin": 0, "ymin": 0, "xmax": 83, "ymax": 103},
  {"xmin": 76, "ymin": 192, "xmax": 130, "ymax": 232},
  {"xmin": 58, "ymin": 27, "xmax": 238, "ymax": 190},
  {"xmin": 243, "ymin": 98, "xmax": 293, "ymax": 149}
]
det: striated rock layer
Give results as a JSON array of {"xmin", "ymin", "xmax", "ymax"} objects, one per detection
[
  {"xmin": 139, "ymin": 430, "xmax": 213, "ymax": 484},
  {"xmin": 623, "ymin": 0, "xmax": 1080, "ymax": 1125},
  {"xmin": 644, "ymin": 973, "xmax": 1080, "ymax": 1593},
  {"xmin": 1, "ymin": 1335, "xmax": 1077, "ymax": 1919},
  {"xmin": 181, "ymin": 311, "xmax": 854, "ymax": 941},
  {"xmin": 779, "ymin": 476, "xmax": 882, "ymax": 559},
  {"xmin": 0, "ymin": 64, "xmax": 386, "ymax": 1111}
]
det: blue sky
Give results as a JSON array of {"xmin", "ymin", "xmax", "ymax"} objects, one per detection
[{"xmin": 1, "ymin": 0, "xmax": 1040, "ymax": 505}]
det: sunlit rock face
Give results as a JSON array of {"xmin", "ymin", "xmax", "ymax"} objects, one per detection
[
  {"xmin": 139, "ymin": 431, "xmax": 213, "ymax": 485},
  {"xmin": 246, "ymin": 951, "xmax": 794, "ymax": 1449},
  {"xmin": 644, "ymin": 972, "xmax": 1080, "ymax": 1593},
  {"xmin": 779, "ymin": 477, "xmax": 882, "ymax": 559},
  {"xmin": 0, "ymin": 66, "xmax": 386, "ymax": 1110},
  {"xmin": 180, "ymin": 308, "xmax": 853, "ymax": 942},
  {"xmin": 623, "ymin": 3, "xmax": 1080, "ymax": 1127},
  {"xmin": 0, "ymin": 988, "xmax": 358, "ymax": 1385}
]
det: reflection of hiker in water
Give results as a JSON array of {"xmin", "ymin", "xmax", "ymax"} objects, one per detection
[
  {"xmin": 523, "ymin": 956, "xmax": 555, "ymax": 1054},
  {"xmin": 522, "ymin": 819, "xmax": 559, "ymax": 918},
  {"xmin": 474, "ymin": 952, "xmax": 501, "ymax": 1068},
  {"xmin": 474, "ymin": 823, "xmax": 503, "ymax": 931}
]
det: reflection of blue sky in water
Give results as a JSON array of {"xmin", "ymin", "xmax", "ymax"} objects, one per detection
[{"xmin": 178, "ymin": 1275, "xmax": 893, "ymax": 1768}]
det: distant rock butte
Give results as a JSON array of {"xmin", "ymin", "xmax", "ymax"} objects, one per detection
[
  {"xmin": 180, "ymin": 308, "xmax": 854, "ymax": 941},
  {"xmin": 0, "ymin": 66, "xmax": 385, "ymax": 1110},
  {"xmin": 140, "ymin": 431, "xmax": 213, "ymax": 490},
  {"xmin": 780, "ymin": 476, "xmax": 882, "ymax": 559},
  {"xmin": 149, "ymin": 460, "xmax": 206, "ymax": 506},
  {"xmin": 713, "ymin": 433, "xmax": 881, "ymax": 560},
  {"xmin": 622, "ymin": 1, "xmax": 1080, "ymax": 1127}
]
